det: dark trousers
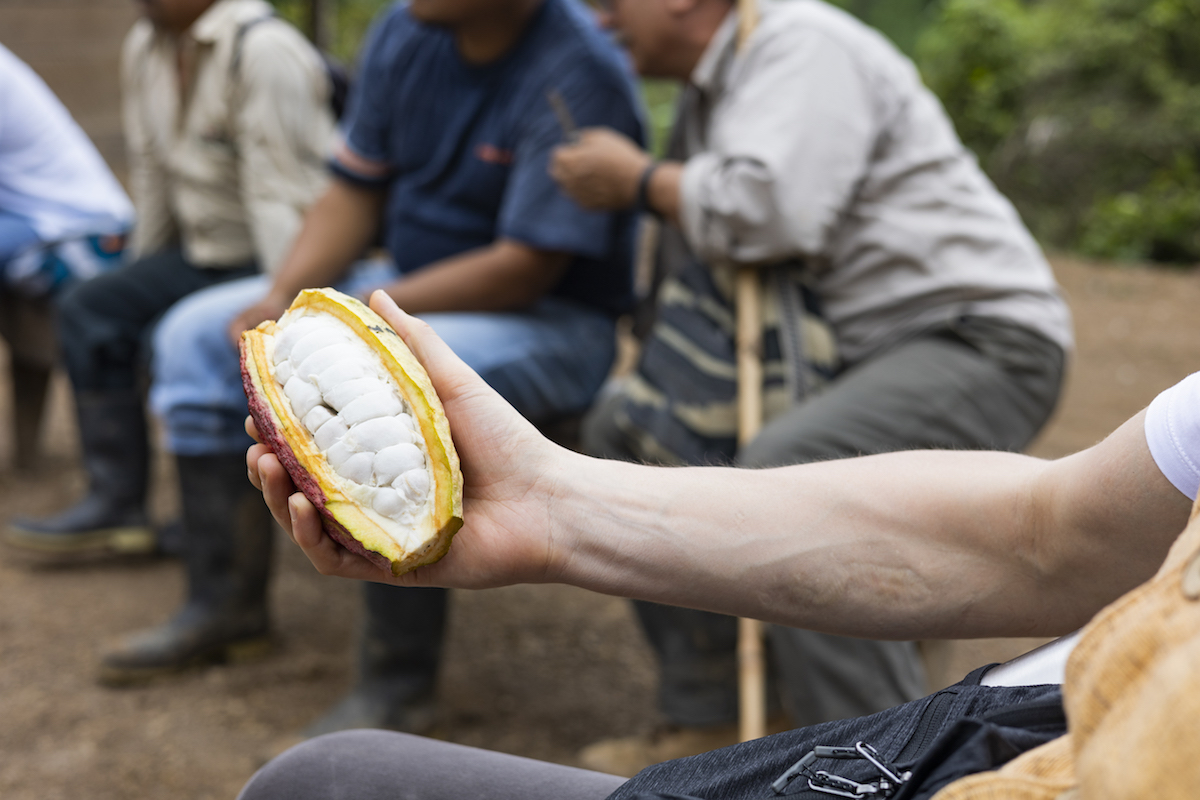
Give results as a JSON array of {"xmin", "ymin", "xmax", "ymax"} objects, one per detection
[
  {"xmin": 358, "ymin": 582, "xmax": 447, "ymax": 700},
  {"xmin": 55, "ymin": 247, "xmax": 256, "ymax": 393},
  {"xmin": 583, "ymin": 316, "xmax": 1066, "ymax": 728}
]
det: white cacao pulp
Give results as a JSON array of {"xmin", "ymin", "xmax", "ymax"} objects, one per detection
[{"xmin": 267, "ymin": 311, "xmax": 432, "ymax": 534}]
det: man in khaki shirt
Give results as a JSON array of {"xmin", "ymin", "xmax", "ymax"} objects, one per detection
[
  {"xmin": 7, "ymin": 0, "xmax": 332, "ymax": 643},
  {"xmin": 546, "ymin": 0, "xmax": 1072, "ymax": 772},
  {"xmin": 122, "ymin": 0, "xmax": 332, "ymax": 272}
]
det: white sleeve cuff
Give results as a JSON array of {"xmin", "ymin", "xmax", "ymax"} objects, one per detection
[
  {"xmin": 677, "ymin": 152, "xmax": 724, "ymax": 264},
  {"xmin": 1145, "ymin": 371, "xmax": 1200, "ymax": 501}
]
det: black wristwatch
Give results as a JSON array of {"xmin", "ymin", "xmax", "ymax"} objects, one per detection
[{"xmin": 634, "ymin": 161, "xmax": 661, "ymax": 219}]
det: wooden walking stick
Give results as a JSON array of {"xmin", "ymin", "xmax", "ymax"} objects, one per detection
[
  {"xmin": 734, "ymin": 0, "xmax": 766, "ymax": 745},
  {"xmin": 735, "ymin": 266, "xmax": 767, "ymax": 743}
]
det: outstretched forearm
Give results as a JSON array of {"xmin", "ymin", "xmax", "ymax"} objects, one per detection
[
  {"xmin": 543, "ymin": 415, "xmax": 1191, "ymax": 640},
  {"xmin": 251, "ymin": 295, "xmax": 1193, "ymax": 643}
]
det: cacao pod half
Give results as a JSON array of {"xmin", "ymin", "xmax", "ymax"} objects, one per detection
[{"xmin": 240, "ymin": 288, "xmax": 464, "ymax": 576}]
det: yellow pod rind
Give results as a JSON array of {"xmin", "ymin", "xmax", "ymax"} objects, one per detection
[{"xmin": 241, "ymin": 288, "xmax": 464, "ymax": 576}]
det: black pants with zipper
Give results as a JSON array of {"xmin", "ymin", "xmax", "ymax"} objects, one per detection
[{"xmin": 56, "ymin": 247, "xmax": 256, "ymax": 392}]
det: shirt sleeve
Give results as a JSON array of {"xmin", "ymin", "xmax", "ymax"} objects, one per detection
[
  {"xmin": 679, "ymin": 26, "xmax": 878, "ymax": 265},
  {"xmin": 498, "ymin": 73, "xmax": 643, "ymax": 259},
  {"xmin": 122, "ymin": 23, "xmax": 179, "ymax": 259},
  {"xmin": 1145, "ymin": 371, "xmax": 1200, "ymax": 501},
  {"xmin": 333, "ymin": 11, "xmax": 409, "ymax": 186},
  {"xmin": 233, "ymin": 23, "xmax": 335, "ymax": 274}
]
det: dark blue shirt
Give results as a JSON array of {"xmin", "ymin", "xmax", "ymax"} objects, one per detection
[{"xmin": 333, "ymin": 0, "xmax": 644, "ymax": 316}]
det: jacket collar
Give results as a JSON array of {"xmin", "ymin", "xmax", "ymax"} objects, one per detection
[
  {"xmin": 689, "ymin": 9, "xmax": 738, "ymax": 95},
  {"xmin": 190, "ymin": 0, "xmax": 273, "ymax": 44}
]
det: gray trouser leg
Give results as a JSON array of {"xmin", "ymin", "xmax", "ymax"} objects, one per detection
[
  {"xmin": 594, "ymin": 321, "xmax": 1065, "ymax": 728},
  {"xmin": 238, "ymin": 731, "xmax": 627, "ymax": 800},
  {"xmin": 763, "ymin": 630, "xmax": 925, "ymax": 728},
  {"xmin": 739, "ymin": 321, "xmax": 1065, "ymax": 467}
]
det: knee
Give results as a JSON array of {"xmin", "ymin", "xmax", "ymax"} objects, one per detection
[
  {"xmin": 239, "ymin": 731, "xmax": 397, "ymax": 800},
  {"xmin": 155, "ymin": 291, "xmax": 224, "ymax": 352},
  {"xmin": 154, "ymin": 301, "xmax": 192, "ymax": 349},
  {"xmin": 153, "ymin": 293, "xmax": 237, "ymax": 380}
]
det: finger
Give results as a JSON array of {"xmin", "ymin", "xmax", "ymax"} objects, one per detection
[
  {"xmin": 548, "ymin": 157, "xmax": 578, "ymax": 189},
  {"xmin": 257, "ymin": 452, "xmax": 298, "ymax": 537},
  {"xmin": 369, "ymin": 291, "xmax": 493, "ymax": 403},
  {"xmin": 549, "ymin": 145, "xmax": 566, "ymax": 172},
  {"xmin": 285, "ymin": 492, "xmax": 321, "ymax": 550},
  {"xmin": 246, "ymin": 442, "xmax": 272, "ymax": 490},
  {"xmin": 289, "ymin": 496, "xmax": 397, "ymax": 582},
  {"xmin": 245, "ymin": 415, "xmax": 261, "ymax": 443},
  {"xmin": 577, "ymin": 126, "xmax": 604, "ymax": 143}
]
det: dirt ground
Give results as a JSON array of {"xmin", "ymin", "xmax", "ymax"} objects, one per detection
[{"xmin": 1, "ymin": 256, "xmax": 1198, "ymax": 800}]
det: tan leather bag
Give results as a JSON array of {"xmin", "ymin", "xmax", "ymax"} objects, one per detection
[{"xmin": 934, "ymin": 498, "xmax": 1200, "ymax": 800}]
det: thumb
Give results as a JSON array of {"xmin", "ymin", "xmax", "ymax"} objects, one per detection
[{"xmin": 368, "ymin": 291, "xmax": 495, "ymax": 407}]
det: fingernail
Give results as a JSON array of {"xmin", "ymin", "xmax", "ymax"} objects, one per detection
[{"xmin": 288, "ymin": 497, "xmax": 299, "ymax": 525}]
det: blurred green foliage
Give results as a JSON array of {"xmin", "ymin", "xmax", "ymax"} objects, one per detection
[
  {"xmin": 918, "ymin": 0, "xmax": 1200, "ymax": 263},
  {"xmin": 827, "ymin": 0, "xmax": 943, "ymax": 55},
  {"xmin": 269, "ymin": 0, "xmax": 389, "ymax": 63},
  {"xmin": 641, "ymin": 80, "xmax": 679, "ymax": 157}
]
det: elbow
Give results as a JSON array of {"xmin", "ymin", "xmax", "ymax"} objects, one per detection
[
  {"xmin": 684, "ymin": 157, "xmax": 825, "ymax": 264},
  {"xmin": 490, "ymin": 242, "xmax": 570, "ymax": 310}
]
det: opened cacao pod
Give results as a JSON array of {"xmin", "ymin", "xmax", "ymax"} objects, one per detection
[{"xmin": 240, "ymin": 288, "xmax": 464, "ymax": 576}]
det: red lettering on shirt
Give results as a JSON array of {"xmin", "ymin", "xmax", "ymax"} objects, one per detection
[{"xmin": 475, "ymin": 143, "xmax": 514, "ymax": 165}]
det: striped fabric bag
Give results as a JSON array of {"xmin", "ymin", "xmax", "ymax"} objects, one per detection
[{"xmin": 612, "ymin": 252, "xmax": 839, "ymax": 467}]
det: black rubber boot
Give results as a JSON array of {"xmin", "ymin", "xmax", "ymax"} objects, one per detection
[
  {"xmin": 98, "ymin": 454, "xmax": 273, "ymax": 686},
  {"xmin": 5, "ymin": 390, "xmax": 154, "ymax": 556},
  {"xmin": 302, "ymin": 583, "xmax": 446, "ymax": 737}
]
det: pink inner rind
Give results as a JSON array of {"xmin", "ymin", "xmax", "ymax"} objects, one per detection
[{"xmin": 240, "ymin": 342, "xmax": 394, "ymax": 576}]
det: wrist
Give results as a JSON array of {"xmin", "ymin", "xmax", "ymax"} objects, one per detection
[{"xmin": 538, "ymin": 448, "xmax": 598, "ymax": 584}]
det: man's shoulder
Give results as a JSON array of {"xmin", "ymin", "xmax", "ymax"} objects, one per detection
[
  {"xmin": 531, "ymin": 0, "xmax": 629, "ymax": 79},
  {"xmin": 355, "ymin": 3, "xmax": 436, "ymax": 78},
  {"xmin": 360, "ymin": 1, "xmax": 422, "ymax": 42},
  {"xmin": 755, "ymin": 0, "xmax": 905, "ymax": 65},
  {"xmin": 747, "ymin": 0, "xmax": 920, "ymax": 98},
  {"xmin": 210, "ymin": 0, "xmax": 320, "ymax": 54},
  {"xmin": 509, "ymin": 0, "xmax": 636, "ymax": 107},
  {"xmin": 236, "ymin": 14, "xmax": 323, "ymax": 66},
  {"xmin": 122, "ymin": 18, "xmax": 156, "ymax": 62}
]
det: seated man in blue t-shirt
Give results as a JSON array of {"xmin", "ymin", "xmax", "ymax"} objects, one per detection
[{"xmin": 98, "ymin": 0, "xmax": 643, "ymax": 730}]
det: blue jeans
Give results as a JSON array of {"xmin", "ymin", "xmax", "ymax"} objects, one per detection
[{"xmin": 150, "ymin": 268, "xmax": 617, "ymax": 455}]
